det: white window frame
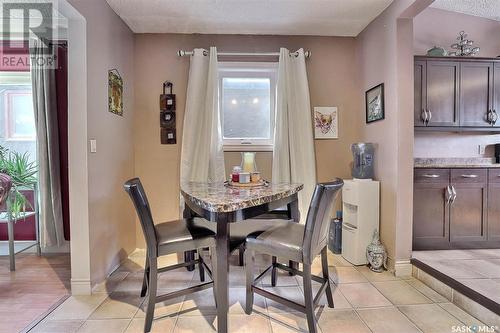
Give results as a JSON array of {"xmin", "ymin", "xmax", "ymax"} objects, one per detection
[{"xmin": 218, "ymin": 62, "xmax": 277, "ymax": 152}]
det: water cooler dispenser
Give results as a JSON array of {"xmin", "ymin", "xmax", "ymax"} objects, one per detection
[{"xmin": 341, "ymin": 179, "xmax": 380, "ymax": 265}]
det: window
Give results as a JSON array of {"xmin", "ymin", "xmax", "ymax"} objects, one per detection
[
  {"xmin": 0, "ymin": 72, "xmax": 36, "ymax": 160},
  {"xmin": 219, "ymin": 62, "xmax": 277, "ymax": 151}
]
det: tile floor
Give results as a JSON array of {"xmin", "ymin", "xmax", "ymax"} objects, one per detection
[
  {"xmin": 30, "ymin": 250, "xmax": 495, "ymax": 333},
  {"xmin": 413, "ymin": 249, "xmax": 500, "ymax": 305}
]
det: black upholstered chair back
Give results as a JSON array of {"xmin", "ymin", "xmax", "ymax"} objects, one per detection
[
  {"xmin": 302, "ymin": 179, "xmax": 343, "ymax": 264},
  {"xmin": 124, "ymin": 178, "xmax": 158, "ymax": 257}
]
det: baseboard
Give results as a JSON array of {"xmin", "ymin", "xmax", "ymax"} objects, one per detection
[
  {"xmin": 394, "ymin": 259, "xmax": 412, "ymax": 277},
  {"xmin": 71, "ymin": 278, "xmax": 92, "ymax": 295}
]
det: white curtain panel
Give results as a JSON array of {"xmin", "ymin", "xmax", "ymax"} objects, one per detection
[
  {"xmin": 273, "ymin": 48, "xmax": 317, "ymax": 223},
  {"xmin": 31, "ymin": 40, "xmax": 65, "ymax": 247},
  {"xmin": 180, "ymin": 47, "xmax": 225, "ymax": 185}
]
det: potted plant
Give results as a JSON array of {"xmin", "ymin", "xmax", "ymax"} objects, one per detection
[{"xmin": 0, "ymin": 146, "xmax": 38, "ymax": 220}]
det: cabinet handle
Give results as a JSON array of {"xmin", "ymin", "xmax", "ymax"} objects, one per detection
[
  {"xmin": 461, "ymin": 174, "xmax": 478, "ymax": 178},
  {"xmin": 493, "ymin": 110, "xmax": 498, "ymax": 125},
  {"xmin": 445, "ymin": 186, "xmax": 452, "ymax": 205},
  {"xmin": 451, "ymin": 185, "xmax": 457, "ymax": 204},
  {"xmin": 487, "ymin": 110, "xmax": 493, "ymax": 125},
  {"xmin": 422, "ymin": 174, "xmax": 440, "ymax": 178},
  {"xmin": 426, "ymin": 109, "xmax": 432, "ymax": 125},
  {"xmin": 421, "ymin": 109, "xmax": 428, "ymax": 124}
]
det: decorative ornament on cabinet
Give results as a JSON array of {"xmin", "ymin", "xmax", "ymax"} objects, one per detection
[{"xmin": 448, "ymin": 31, "xmax": 480, "ymax": 57}]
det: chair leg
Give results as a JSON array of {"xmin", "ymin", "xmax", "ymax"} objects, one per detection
[
  {"xmin": 303, "ymin": 263, "xmax": 317, "ymax": 333},
  {"xmin": 245, "ymin": 249, "xmax": 255, "ymax": 314},
  {"xmin": 141, "ymin": 252, "xmax": 150, "ymax": 298},
  {"xmin": 321, "ymin": 247, "xmax": 334, "ymax": 308},
  {"xmin": 144, "ymin": 257, "xmax": 158, "ymax": 333},
  {"xmin": 197, "ymin": 249, "xmax": 205, "ymax": 282},
  {"xmin": 271, "ymin": 256, "xmax": 278, "ymax": 287},
  {"xmin": 238, "ymin": 246, "xmax": 245, "ymax": 267}
]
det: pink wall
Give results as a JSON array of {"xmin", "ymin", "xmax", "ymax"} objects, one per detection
[
  {"xmin": 414, "ymin": 8, "xmax": 500, "ymax": 57},
  {"xmin": 67, "ymin": 0, "xmax": 136, "ymax": 286},
  {"xmin": 414, "ymin": 8, "xmax": 500, "ymax": 159},
  {"xmin": 356, "ymin": 0, "xmax": 428, "ymax": 272}
]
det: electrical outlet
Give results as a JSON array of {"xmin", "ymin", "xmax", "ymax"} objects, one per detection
[
  {"xmin": 90, "ymin": 139, "xmax": 97, "ymax": 153},
  {"xmin": 479, "ymin": 144, "xmax": 486, "ymax": 155}
]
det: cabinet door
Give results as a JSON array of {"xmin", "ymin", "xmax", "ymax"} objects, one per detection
[
  {"xmin": 414, "ymin": 61, "xmax": 427, "ymax": 127},
  {"xmin": 413, "ymin": 169, "xmax": 450, "ymax": 250},
  {"xmin": 460, "ymin": 62, "xmax": 493, "ymax": 127},
  {"xmin": 493, "ymin": 63, "xmax": 500, "ymax": 127},
  {"xmin": 488, "ymin": 169, "xmax": 500, "ymax": 241},
  {"xmin": 426, "ymin": 61, "xmax": 459, "ymax": 127},
  {"xmin": 450, "ymin": 169, "xmax": 487, "ymax": 243}
]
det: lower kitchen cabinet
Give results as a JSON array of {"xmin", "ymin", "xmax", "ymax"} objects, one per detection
[
  {"xmin": 449, "ymin": 169, "xmax": 487, "ymax": 243},
  {"xmin": 413, "ymin": 167, "xmax": 498, "ymax": 250},
  {"xmin": 413, "ymin": 169, "xmax": 450, "ymax": 249}
]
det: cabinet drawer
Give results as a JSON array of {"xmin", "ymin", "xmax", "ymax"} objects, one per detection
[
  {"xmin": 488, "ymin": 169, "xmax": 500, "ymax": 183},
  {"xmin": 451, "ymin": 169, "xmax": 487, "ymax": 184},
  {"xmin": 414, "ymin": 169, "xmax": 449, "ymax": 183}
]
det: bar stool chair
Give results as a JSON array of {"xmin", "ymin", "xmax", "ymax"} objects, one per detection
[
  {"xmin": 124, "ymin": 178, "xmax": 216, "ymax": 333},
  {"xmin": 244, "ymin": 179, "xmax": 344, "ymax": 333}
]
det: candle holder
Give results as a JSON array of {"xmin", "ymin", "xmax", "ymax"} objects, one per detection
[{"xmin": 240, "ymin": 152, "xmax": 257, "ymax": 173}]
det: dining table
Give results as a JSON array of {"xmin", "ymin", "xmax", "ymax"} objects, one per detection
[{"xmin": 180, "ymin": 181, "xmax": 303, "ymax": 333}]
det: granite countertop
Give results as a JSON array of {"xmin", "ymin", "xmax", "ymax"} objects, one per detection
[
  {"xmin": 180, "ymin": 182, "xmax": 303, "ymax": 213},
  {"xmin": 415, "ymin": 158, "xmax": 500, "ymax": 168}
]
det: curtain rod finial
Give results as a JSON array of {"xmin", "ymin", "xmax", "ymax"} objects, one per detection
[
  {"xmin": 304, "ymin": 51, "xmax": 311, "ymax": 58},
  {"xmin": 177, "ymin": 50, "xmax": 185, "ymax": 57}
]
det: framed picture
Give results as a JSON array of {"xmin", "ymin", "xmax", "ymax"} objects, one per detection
[
  {"xmin": 314, "ymin": 106, "xmax": 338, "ymax": 139},
  {"xmin": 365, "ymin": 83, "xmax": 384, "ymax": 123},
  {"xmin": 108, "ymin": 69, "xmax": 123, "ymax": 116}
]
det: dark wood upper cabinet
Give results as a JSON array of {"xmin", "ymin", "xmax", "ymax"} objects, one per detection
[
  {"xmin": 494, "ymin": 63, "xmax": 500, "ymax": 127},
  {"xmin": 414, "ymin": 56, "xmax": 500, "ymax": 131},
  {"xmin": 414, "ymin": 61, "xmax": 426, "ymax": 127},
  {"xmin": 426, "ymin": 61, "xmax": 460, "ymax": 127},
  {"xmin": 460, "ymin": 62, "xmax": 493, "ymax": 127},
  {"xmin": 449, "ymin": 169, "xmax": 487, "ymax": 242}
]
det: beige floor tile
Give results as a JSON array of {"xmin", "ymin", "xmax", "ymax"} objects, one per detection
[
  {"xmin": 356, "ymin": 265, "xmax": 399, "ymax": 282},
  {"xmin": 76, "ymin": 319, "xmax": 131, "ymax": 333},
  {"xmin": 317, "ymin": 309, "xmax": 371, "ymax": 333},
  {"xmin": 30, "ymin": 320, "xmax": 84, "ymax": 333},
  {"xmin": 438, "ymin": 303, "xmax": 485, "ymax": 327},
  {"xmin": 114, "ymin": 272, "xmax": 146, "ymax": 293},
  {"xmin": 398, "ymin": 304, "xmax": 463, "ymax": 333},
  {"xmin": 117, "ymin": 258, "xmax": 146, "ymax": 273},
  {"xmin": 405, "ymin": 278, "xmax": 449, "ymax": 303},
  {"xmin": 157, "ymin": 268, "xmax": 195, "ymax": 289},
  {"xmin": 356, "ymin": 306, "xmax": 422, "ymax": 333},
  {"xmin": 174, "ymin": 315, "xmax": 217, "ymax": 332},
  {"xmin": 268, "ymin": 311, "xmax": 311, "ymax": 333},
  {"xmin": 94, "ymin": 271, "xmax": 130, "ymax": 294},
  {"xmin": 264, "ymin": 286, "xmax": 305, "ymax": 313},
  {"xmin": 125, "ymin": 317, "xmax": 177, "ymax": 333},
  {"xmin": 47, "ymin": 294, "xmax": 108, "ymax": 320},
  {"xmin": 229, "ymin": 266, "xmax": 251, "ymax": 287},
  {"xmin": 310, "ymin": 283, "xmax": 352, "ymax": 309},
  {"xmin": 179, "ymin": 288, "xmax": 217, "ymax": 316},
  {"xmin": 327, "ymin": 252, "xmax": 354, "ymax": 267},
  {"xmin": 372, "ymin": 280, "xmax": 432, "ymax": 305},
  {"xmin": 89, "ymin": 292, "xmax": 143, "ymax": 319},
  {"xmin": 135, "ymin": 290, "xmax": 184, "ymax": 318},
  {"xmin": 228, "ymin": 287, "xmax": 267, "ymax": 314},
  {"xmin": 338, "ymin": 283, "xmax": 391, "ymax": 308},
  {"xmin": 329, "ymin": 267, "xmax": 368, "ymax": 284},
  {"xmin": 260, "ymin": 269, "xmax": 300, "ymax": 287},
  {"xmin": 228, "ymin": 313, "xmax": 272, "ymax": 332}
]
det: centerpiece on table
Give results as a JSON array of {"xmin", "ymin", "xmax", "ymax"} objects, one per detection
[{"xmin": 227, "ymin": 152, "xmax": 268, "ymax": 188}]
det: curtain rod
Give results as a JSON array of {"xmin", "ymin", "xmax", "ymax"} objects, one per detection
[{"xmin": 177, "ymin": 49, "xmax": 311, "ymax": 59}]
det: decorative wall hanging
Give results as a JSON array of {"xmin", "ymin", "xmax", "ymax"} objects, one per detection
[
  {"xmin": 448, "ymin": 31, "xmax": 480, "ymax": 56},
  {"xmin": 314, "ymin": 106, "xmax": 338, "ymax": 139},
  {"xmin": 108, "ymin": 69, "xmax": 123, "ymax": 116},
  {"xmin": 365, "ymin": 83, "xmax": 385, "ymax": 124}
]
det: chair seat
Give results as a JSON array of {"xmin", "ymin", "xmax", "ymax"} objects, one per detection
[
  {"xmin": 155, "ymin": 219, "xmax": 216, "ymax": 256},
  {"xmin": 246, "ymin": 222, "xmax": 305, "ymax": 262},
  {"xmin": 193, "ymin": 217, "xmax": 292, "ymax": 251}
]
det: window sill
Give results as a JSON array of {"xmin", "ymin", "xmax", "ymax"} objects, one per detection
[{"xmin": 223, "ymin": 145, "xmax": 273, "ymax": 152}]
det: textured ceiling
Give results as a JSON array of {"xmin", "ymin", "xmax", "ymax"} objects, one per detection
[
  {"xmin": 431, "ymin": 0, "xmax": 500, "ymax": 22},
  {"xmin": 105, "ymin": 0, "xmax": 394, "ymax": 36}
]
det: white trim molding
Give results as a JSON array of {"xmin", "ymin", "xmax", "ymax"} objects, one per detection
[
  {"xmin": 394, "ymin": 259, "xmax": 413, "ymax": 277},
  {"xmin": 70, "ymin": 278, "xmax": 92, "ymax": 295}
]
